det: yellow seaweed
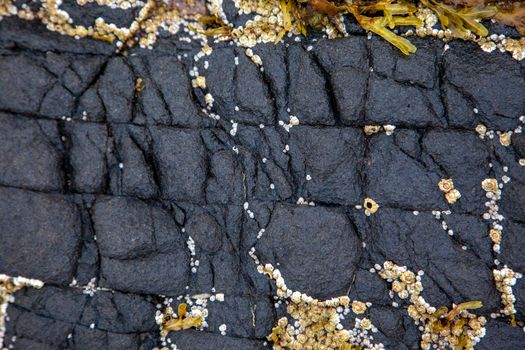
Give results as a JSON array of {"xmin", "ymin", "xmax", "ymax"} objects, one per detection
[{"xmin": 421, "ymin": 0, "xmax": 497, "ymax": 37}]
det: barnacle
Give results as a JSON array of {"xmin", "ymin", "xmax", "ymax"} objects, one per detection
[
  {"xmin": 268, "ymin": 299, "xmax": 354, "ymax": 349},
  {"xmin": 438, "ymin": 178, "xmax": 455, "ymax": 193},
  {"xmin": 363, "ymin": 125, "xmax": 382, "ymax": 135},
  {"xmin": 135, "ymin": 78, "xmax": 145, "ymax": 93},
  {"xmin": 258, "ymin": 264, "xmax": 383, "ymax": 349},
  {"xmin": 475, "ymin": 124, "xmax": 487, "ymax": 139},
  {"xmin": 489, "ymin": 228, "xmax": 501, "ymax": 244},
  {"xmin": 275, "ymin": 0, "xmax": 295, "ymax": 43},
  {"xmin": 364, "ymin": 198, "xmax": 379, "ymax": 215},
  {"xmin": 352, "ymin": 300, "xmax": 367, "ymax": 314},
  {"xmin": 423, "ymin": 301, "xmax": 485, "ymax": 350},
  {"xmin": 481, "ymin": 178, "xmax": 499, "ymax": 193},
  {"xmin": 3, "ymin": 0, "xmax": 525, "ymax": 57},
  {"xmin": 445, "ymin": 189, "xmax": 461, "ymax": 204},
  {"xmin": 161, "ymin": 303, "xmax": 203, "ymax": 333},
  {"xmin": 494, "ymin": 267, "xmax": 523, "ymax": 316},
  {"xmin": 499, "ymin": 131, "xmax": 512, "ymax": 146}
]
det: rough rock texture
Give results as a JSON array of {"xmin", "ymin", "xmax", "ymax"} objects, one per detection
[{"xmin": 1, "ymin": 6, "xmax": 525, "ymax": 350}]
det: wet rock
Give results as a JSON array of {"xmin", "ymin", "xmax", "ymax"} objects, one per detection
[
  {"xmin": 79, "ymin": 290, "xmax": 156, "ymax": 333},
  {"xmin": 72, "ymin": 327, "xmax": 140, "ymax": 350},
  {"xmin": 0, "ymin": 188, "xmax": 81, "ymax": 284},
  {"xmin": 1, "ymin": 13, "xmax": 525, "ymax": 349},
  {"xmin": 0, "ymin": 55, "xmax": 55, "ymax": 114},
  {"xmin": 151, "ymin": 127, "xmax": 206, "ymax": 203},
  {"xmin": 99, "ymin": 251, "xmax": 190, "ymax": 296},
  {"xmin": 98, "ymin": 57, "xmax": 134, "ymax": 123},
  {"xmin": 289, "ymin": 126, "xmax": 364, "ymax": 205},
  {"xmin": 444, "ymin": 41, "xmax": 525, "ymax": 130},
  {"xmin": 288, "ymin": 44, "xmax": 334, "ymax": 125},
  {"xmin": 169, "ymin": 330, "xmax": 269, "ymax": 350},
  {"xmin": 109, "ymin": 124, "xmax": 159, "ymax": 199},
  {"xmin": 66, "ymin": 122, "xmax": 108, "ymax": 193},
  {"xmin": 0, "ymin": 114, "xmax": 63, "ymax": 191},
  {"xmin": 94, "ymin": 196, "xmax": 190, "ymax": 295},
  {"xmin": 366, "ymin": 75, "xmax": 444, "ymax": 127},
  {"xmin": 256, "ymin": 205, "xmax": 362, "ymax": 299},
  {"xmin": 478, "ymin": 321, "xmax": 525, "ymax": 350},
  {"xmin": 367, "ymin": 208, "xmax": 500, "ymax": 310},
  {"xmin": 500, "ymin": 180, "xmax": 525, "ymax": 222},
  {"xmin": 93, "ymin": 196, "xmax": 182, "ymax": 259},
  {"xmin": 422, "ymin": 130, "xmax": 490, "ymax": 214},
  {"xmin": 366, "ymin": 134, "xmax": 444, "ymax": 210}
]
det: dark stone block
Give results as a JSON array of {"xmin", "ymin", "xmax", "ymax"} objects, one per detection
[
  {"xmin": 93, "ymin": 196, "xmax": 182, "ymax": 259},
  {"xmin": 100, "ymin": 251, "xmax": 189, "ymax": 295},
  {"xmin": 289, "ymin": 126, "xmax": 364, "ymax": 204},
  {"xmin": 368, "ymin": 209, "xmax": 500, "ymax": 310},
  {"xmin": 80, "ymin": 291, "xmax": 156, "ymax": 333},
  {"xmin": 478, "ymin": 321, "xmax": 525, "ymax": 350},
  {"xmin": 143, "ymin": 55, "xmax": 209, "ymax": 127},
  {"xmin": 331, "ymin": 68, "xmax": 368, "ymax": 124},
  {"xmin": 0, "ymin": 55, "xmax": 55, "ymax": 114},
  {"xmin": 67, "ymin": 122, "xmax": 108, "ymax": 193},
  {"xmin": 367, "ymin": 134, "xmax": 444, "ymax": 210},
  {"xmin": 366, "ymin": 75, "xmax": 444, "ymax": 127},
  {"xmin": 72, "ymin": 327, "xmax": 140, "ymax": 350},
  {"xmin": 0, "ymin": 188, "xmax": 81, "ymax": 284},
  {"xmin": 151, "ymin": 127, "xmax": 206, "ymax": 203},
  {"xmin": 0, "ymin": 114, "xmax": 63, "ymax": 191},
  {"xmin": 169, "ymin": 330, "xmax": 269, "ymax": 350},
  {"xmin": 444, "ymin": 41, "xmax": 525, "ymax": 130},
  {"xmin": 288, "ymin": 44, "xmax": 334, "ymax": 125},
  {"xmin": 98, "ymin": 57, "xmax": 134, "ymax": 123},
  {"xmin": 40, "ymin": 84, "xmax": 76, "ymax": 117},
  {"xmin": 500, "ymin": 180, "xmax": 525, "ymax": 222},
  {"xmin": 256, "ymin": 205, "xmax": 362, "ymax": 299},
  {"xmin": 109, "ymin": 124, "xmax": 159, "ymax": 199},
  {"xmin": 422, "ymin": 130, "xmax": 490, "ymax": 214}
]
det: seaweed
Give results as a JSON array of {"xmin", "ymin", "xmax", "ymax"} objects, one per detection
[
  {"xmin": 309, "ymin": 0, "xmax": 421, "ymax": 54},
  {"xmin": 192, "ymin": 15, "xmax": 232, "ymax": 36},
  {"xmin": 352, "ymin": 12, "xmax": 419, "ymax": 55},
  {"xmin": 495, "ymin": 2, "xmax": 525, "ymax": 35},
  {"xmin": 425, "ymin": 301, "xmax": 484, "ymax": 350},
  {"xmin": 161, "ymin": 303, "xmax": 203, "ymax": 332},
  {"xmin": 420, "ymin": 0, "xmax": 497, "ymax": 37},
  {"xmin": 233, "ymin": 0, "xmax": 521, "ymax": 55}
]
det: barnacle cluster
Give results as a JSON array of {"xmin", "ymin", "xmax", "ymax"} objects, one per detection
[
  {"xmin": 480, "ymin": 178, "xmax": 506, "ymax": 255},
  {"xmin": 257, "ymin": 264, "xmax": 384, "ymax": 350},
  {"xmin": 1, "ymin": 0, "xmax": 525, "ymax": 58},
  {"xmin": 438, "ymin": 178, "xmax": 462, "ymax": 204},
  {"xmin": 363, "ymin": 125, "xmax": 396, "ymax": 136},
  {"xmin": 493, "ymin": 266, "xmax": 522, "ymax": 317},
  {"xmin": 0, "ymin": 274, "xmax": 44, "ymax": 349},
  {"xmin": 376, "ymin": 261, "xmax": 487, "ymax": 350},
  {"xmin": 0, "ymin": 0, "xmax": 189, "ymax": 49}
]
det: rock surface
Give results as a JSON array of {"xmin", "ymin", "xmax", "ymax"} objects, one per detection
[{"xmin": 1, "ymin": 7, "xmax": 525, "ymax": 350}]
